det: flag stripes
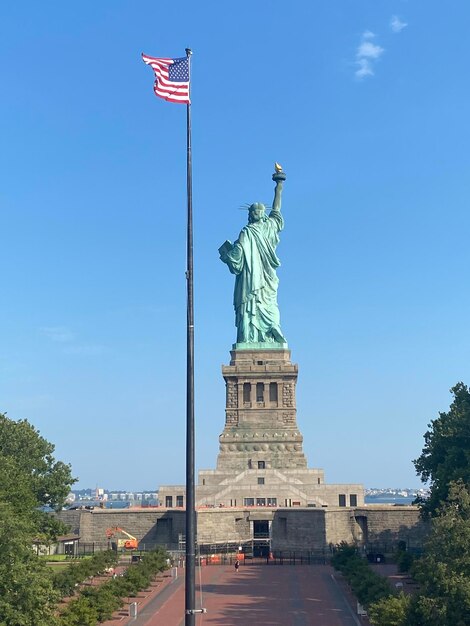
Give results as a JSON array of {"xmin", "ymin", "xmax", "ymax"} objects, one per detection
[{"xmin": 142, "ymin": 54, "xmax": 190, "ymax": 104}]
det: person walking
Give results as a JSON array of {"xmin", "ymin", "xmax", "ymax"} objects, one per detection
[{"xmin": 234, "ymin": 559, "xmax": 240, "ymax": 573}]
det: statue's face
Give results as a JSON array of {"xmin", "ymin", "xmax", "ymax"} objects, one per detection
[{"xmin": 248, "ymin": 203, "xmax": 265, "ymax": 223}]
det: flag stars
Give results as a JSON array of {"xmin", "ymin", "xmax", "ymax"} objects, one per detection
[
  {"xmin": 142, "ymin": 53, "xmax": 190, "ymax": 103},
  {"xmin": 169, "ymin": 58, "xmax": 189, "ymax": 82}
]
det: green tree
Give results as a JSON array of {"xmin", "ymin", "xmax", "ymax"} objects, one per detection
[
  {"xmin": 57, "ymin": 548, "xmax": 169, "ymax": 625},
  {"xmin": 0, "ymin": 413, "xmax": 75, "ymax": 512},
  {"xmin": 0, "ymin": 503, "xmax": 60, "ymax": 626},
  {"xmin": 53, "ymin": 551, "xmax": 117, "ymax": 598},
  {"xmin": 59, "ymin": 596, "xmax": 98, "ymax": 626},
  {"xmin": 406, "ymin": 481, "xmax": 470, "ymax": 626},
  {"xmin": 0, "ymin": 412, "xmax": 76, "ymax": 625},
  {"xmin": 374, "ymin": 386, "xmax": 470, "ymax": 625},
  {"xmin": 395, "ymin": 542, "xmax": 414, "ymax": 573},
  {"xmin": 414, "ymin": 382, "xmax": 470, "ymax": 516},
  {"xmin": 331, "ymin": 543, "xmax": 393, "ymax": 608},
  {"xmin": 369, "ymin": 593, "xmax": 411, "ymax": 626}
]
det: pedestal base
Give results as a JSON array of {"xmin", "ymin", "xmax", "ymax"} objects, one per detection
[
  {"xmin": 232, "ymin": 341, "xmax": 289, "ymax": 351},
  {"xmin": 217, "ymin": 347, "xmax": 306, "ymax": 472}
]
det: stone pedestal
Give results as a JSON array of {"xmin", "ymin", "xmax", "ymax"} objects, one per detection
[
  {"xmin": 159, "ymin": 345, "xmax": 364, "ymax": 511},
  {"xmin": 217, "ymin": 348, "xmax": 307, "ymax": 471}
]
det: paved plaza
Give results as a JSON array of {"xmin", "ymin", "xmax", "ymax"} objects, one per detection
[{"xmin": 130, "ymin": 563, "xmax": 362, "ymax": 626}]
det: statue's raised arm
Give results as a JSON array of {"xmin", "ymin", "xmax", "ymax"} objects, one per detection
[
  {"xmin": 219, "ymin": 164, "xmax": 288, "ymax": 347},
  {"xmin": 271, "ymin": 162, "xmax": 286, "ymax": 214}
]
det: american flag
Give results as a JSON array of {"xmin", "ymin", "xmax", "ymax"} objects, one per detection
[{"xmin": 142, "ymin": 54, "xmax": 190, "ymax": 104}]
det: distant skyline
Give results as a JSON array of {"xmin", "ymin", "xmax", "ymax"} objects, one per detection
[
  {"xmin": 70, "ymin": 486, "xmax": 428, "ymax": 494},
  {"xmin": 1, "ymin": 2, "xmax": 470, "ymax": 490}
]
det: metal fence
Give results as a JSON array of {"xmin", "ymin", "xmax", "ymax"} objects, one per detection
[{"xmin": 199, "ymin": 551, "xmax": 327, "ymax": 566}]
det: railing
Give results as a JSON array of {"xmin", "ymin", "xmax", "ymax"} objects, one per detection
[
  {"xmin": 70, "ymin": 540, "xmax": 333, "ymax": 565},
  {"xmin": 200, "ymin": 551, "xmax": 328, "ymax": 566}
]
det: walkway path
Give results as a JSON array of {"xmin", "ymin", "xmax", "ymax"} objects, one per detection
[{"xmin": 125, "ymin": 564, "xmax": 363, "ymax": 626}]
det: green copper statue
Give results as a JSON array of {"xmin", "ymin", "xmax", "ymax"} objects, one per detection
[{"xmin": 219, "ymin": 164, "xmax": 287, "ymax": 346}]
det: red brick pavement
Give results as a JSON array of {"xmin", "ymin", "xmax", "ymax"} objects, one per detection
[{"xmin": 137, "ymin": 564, "xmax": 362, "ymax": 626}]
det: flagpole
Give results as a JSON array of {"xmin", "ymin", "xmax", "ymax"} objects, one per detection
[{"xmin": 184, "ymin": 47, "xmax": 196, "ymax": 626}]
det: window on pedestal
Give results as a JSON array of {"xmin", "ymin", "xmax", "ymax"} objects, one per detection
[
  {"xmin": 256, "ymin": 382, "xmax": 264, "ymax": 402},
  {"xmin": 243, "ymin": 383, "xmax": 251, "ymax": 403},
  {"xmin": 269, "ymin": 382, "xmax": 278, "ymax": 403}
]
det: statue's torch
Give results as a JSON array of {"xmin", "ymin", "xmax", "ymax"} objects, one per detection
[{"xmin": 272, "ymin": 162, "xmax": 287, "ymax": 183}]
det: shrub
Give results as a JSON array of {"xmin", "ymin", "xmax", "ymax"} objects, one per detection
[
  {"xmin": 369, "ymin": 593, "xmax": 411, "ymax": 626},
  {"xmin": 57, "ymin": 548, "xmax": 169, "ymax": 625},
  {"xmin": 53, "ymin": 551, "xmax": 118, "ymax": 598},
  {"xmin": 332, "ymin": 543, "xmax": 394, "ymax": 608}
]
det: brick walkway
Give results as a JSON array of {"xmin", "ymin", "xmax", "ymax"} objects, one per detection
[{"xmin": 119, "ymin": 563, "xmax": 363, "ymax": 626}]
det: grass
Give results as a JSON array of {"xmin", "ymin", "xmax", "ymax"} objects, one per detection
[
  {"xmin": 46, "ymin": 562, "xmax": 70, "ymax": 572},
  {"xmin": 39, "ymin": 555, "xmax": 92, "ymax": 562}
]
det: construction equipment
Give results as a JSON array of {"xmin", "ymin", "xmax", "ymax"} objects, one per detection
[{"xmin": 106, "ymin": 527, "xmax": 138, "ymax": 550}]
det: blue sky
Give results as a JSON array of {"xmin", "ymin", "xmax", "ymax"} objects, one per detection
[{"xmin": 1, "ymin": 1, "xmax": 469, "ymax": 490}]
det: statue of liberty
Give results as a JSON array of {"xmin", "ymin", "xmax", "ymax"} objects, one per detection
[{"xmin": 219, "ymin": 164, "xmax": 287, "ymax": 346}]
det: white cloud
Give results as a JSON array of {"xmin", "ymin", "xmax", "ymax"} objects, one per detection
[
  {"xmin": 355, "ymin": 58, "xmax": 374, "ymax": 79},
  {"xmin": 41, "ymin": 326, "xmax": 74, "ymax": 343},
  {"xmin": 355, "ymin": 31, "xmax": 384, "ymax": 79},
  {"xmin": 390, "ymin": 15, "xmax": 408, "ymax": 33},
  {"xmin": 357, "ymin": 41, "xmax": 385, "ymax": 60}
]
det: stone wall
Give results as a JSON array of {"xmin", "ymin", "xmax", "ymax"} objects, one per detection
[
  {"xmin": 57, "ymin": 505, "xmax": 428, "ymax": 552},
  {"xmin": 324, "ymin": 509, "xmax": 356, "ymax": 546},
  {"xmin": 57, "ymin": 509, "xmax": 185, "ymax": 549},
  {"xmin": 271, "ymin": 509, "xmax": 326, "ymax": 551},
  {"xmin": 353, "ymin": 506, "xmax": 428, "ymax": 548},
  {"xmin": 58, "ymin": 510, "xmax": 83, "ymax": 536},
  {"xmin": 197, "ymin": 508, "xmax": 250, "ymax": 544}
]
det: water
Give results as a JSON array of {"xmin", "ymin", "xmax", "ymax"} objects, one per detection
[
  {"xmin": 365, "ymin": 495, "xmax": 417, "ymax": 505},
  {"xmin": 67, "ymin": 500, "xmax": 151, "ymax": 510},
  {"xmin": 69, "ymin": 496, "xmax": 417, "ymax": 510}
]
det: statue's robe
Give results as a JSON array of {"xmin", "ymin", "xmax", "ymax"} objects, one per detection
[{"xmin": 223, "ymin": 211, "xmax": 286, "ymax": 343}]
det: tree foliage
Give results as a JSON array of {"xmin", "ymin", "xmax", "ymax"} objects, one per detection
[
  {"xmin": 354, "ymin": 385, "xmax": 470, "ymax": 626},
  {"xmin": 0, "ymin": 412, "xmax": 76, "ymax": 625},
  {"xmin": 0, "ymin": 413, "xmax": 75, "ymax": 512},
  {"xmin": 53, "ymin": 551, "xmax": 118, "ymax": 598},
  {"xmin": 414, "ymin": 382, "xmax": 470, "ymax": 516},
  {"xmin": 394, "ymin": 541, "xmax": 414, "ymax": 573},
  {"xmin": 58, "ymin": 548, "xmax": 169, "ymax": 625},
  {"xmin": 331, "ymin": 543, "xmax": 393, "ymax": 608},
  {"xmin": 405, "ymin": 481, "xmax": 470, "ymax": 625},
  {"xmin": 0, "ymin": 507, "xmax": 60, "ymax": 626},
  {"xmin": 368, "ymin": 593, "xmax": 411, "ymax": 626}
]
